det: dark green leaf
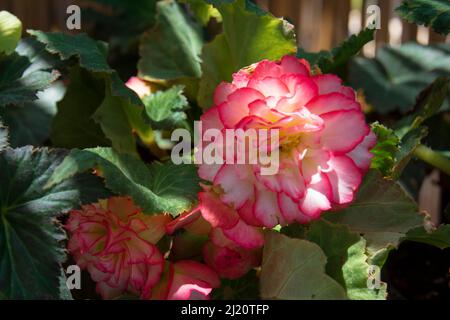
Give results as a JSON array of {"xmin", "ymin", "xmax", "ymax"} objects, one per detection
[
  {"xmin": 390, "ymin": 77, "xmax": 450, "ymax": 177},
  {"xmin": 51, "ymin": 67, "xmax": 111, "ymax": 149},
  {"xmin": 0, "ymin": 53, "xmax": 59, "ymax": 107},
  {"xmin": 260, "ymin": 231, "xmax": 347, "ymax": 300},
  {"xmin": 323, "ymin": 170, "xmax": 423, "ymax": 259},
  {"xmin": 28, "ymin": 30, "xmax": 112, "ymax": 73},
  {"xmin": 0, "ymin": 82, "xmax": 64, "ymax": 147},
  {"xmin": 396, "ymin": 0, "xmax": 450, "ymax": 35},
  {"xmin": 299, "ymin": 29, "xmax": 375, "ymax": 75},
  {"xmin": 0, "ymin": 146, "xmax": 108, "ymax": 299},
  {"xmin": 82, "ymin": 0, "xmax": 157, "ymax": 47},
  {"xmin": 46, "ymin": 147, "xmax": 200, "ymax": 216},
  {"xmin": 395, "ymin": 76, "xmax": 450, "ymax": 138},
  {"xmin": 213, "ymin": 270, "xmax": 259, "ymax": 300},
  {"xmin": 93, "ymin": 83, "xmax": 140, "ymax": 156},
  {"xmin": 138, "ymin": 0, "xmax": 203, "ymax": 81},
  {"xmin": 349, "ymin": 43, "xmax": 450, "ymax": 114},
  {"xmin": 391, "ymin": 126, "xmax": 428, "ymax": 179},
  {"xmin": 31, "ymin": 31, "xmax": 146, "ymax": 153},
  {"xmin": 405, "ymin": 225, "xmax": 450, "ymax": 249},
  {"xmin": 306, "ymin": 221, "xmax": 386, "ymax": 299}
]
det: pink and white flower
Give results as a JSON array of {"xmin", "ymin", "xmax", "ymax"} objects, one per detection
[
  {"xmin": 166, "ymin": 189, "xmax": 263, "ymax": 279},
  {"xmin": 198, "ymin": 56, "xmax": 376, "ymax": 228},
  {"xmin": 126, "ymin": 76, "xmax": 152, "ymax": 98},
  {"xmin": 66, "ymin": 197, "xmax": 170, "ymax": 299},
  {"xmin": 147, "ymin": 261, "xmax": 220, "ymax": 300},
  {"xmin": 203, "ymin": 228, "xmax": 262, "ymax": 279}
]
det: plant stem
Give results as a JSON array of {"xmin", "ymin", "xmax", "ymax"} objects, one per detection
[{"xmin": 414, "ymin": 144, "xmax": 450, "ymax": 176}]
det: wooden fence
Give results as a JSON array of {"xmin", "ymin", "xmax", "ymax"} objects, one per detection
[{"xmin": 0, "ymin": 0, "xmax": 448, "ymax": 54}]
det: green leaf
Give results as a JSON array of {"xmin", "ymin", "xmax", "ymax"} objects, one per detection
[
  {"xmin": 213, "ymin": 270, "xmax": 259, "ymax": 300},
  {"xmin": 405, "ymin": 225, "xmax": 450, "ymax": 249},
  {"xmin": 283, "ymin": 220, "xmax": 387, "ymax": 300},
  {"xmin": 51, "ymin": 67, "xmax": 111, "ymax": 149},
  {"xmin": 28, "ymin": 30, "xmax": 113, "ymax": 73},
  {"xmin": 396, "ymin": 0, "xmax": 450, "ymax": 35},
  {"xmin": 391, "ymin": 126, "xmax": 428, "ymax": 179},
  {"xmin": 0, "ymin": 81, "xmax": 64, "ymax": 147},
  {"xmin": 93, "ymin": 82, "xmax": 141, "ymax": 156},
  {"xmin": 296, "ymin": 49, "xmax": 329, "ymax": 68},
  {"xmin": 349, "ymin": 43, "xmax": 450, "ymax": 114},
  {"xmin": 0, "ymin": 38, "xmax": 68, "ymax": 146},
  {"xmin": 391, "ymin": 77, "xmax": 449, "ymax": 177},
  {"xmin": 0, "ymin": 11, "xmax": 22, "ymax": 55},
  {"xmin": 370, "ymin": 122, "xmax": 400, "ymax": 176},
  {"xmin": 30, "ymin": 31, "xmax": 147, "ymax": 153},
  {"xmin": 298, "ymin": 28, "xmax": 375, "ymax": 75},
  {"xmin": 28, "ymin": 30, "xmax": 141, "ymax": 106},
  {"xmin": 260, "ymin": 231, "xmax": 347, "ymax": 300},
  {"xmin": 46, "ymin": 147, "xmax": 201, "ymax": 216},
  {"xmin": 341, "ymin": 238, "xmax": 387, "ymax": 300},
  {"xmin": 91, "ymin": 73, "xmax": 148, "ymax": 155},
  {"xmin": 197, "ymin": 0, "xmax": 297, "ymax": 109},
  {"xmin": 0, "ymin": 146, "xmax": 108, "ymax": 299},
  {"xmin": 323, "ymin": 170, "xmax": 423, "ymax": 256},
  {"xmin": 138, "ymin": 1, "xmax": 203, "ymax": 81},
  {"xmin": 305, "ymin": 221, "xmax": 360, "ymax": 285},
  {"xmin": 15, "ymin": 37, "xmax": 70, "ymax": 73},
  {"xmin": 0, "ymin": 52, "xmax": 60, "ymax": 107},
  {"xmin": 306, "ymin": 221, "xmax": 389, "ymax": 300},
  {"xmin": 395, "ymin": 76, "xmax": 450, "ymax": 139},
  {"xmin": 142, "ymin": 85, "xmax": 189, "ymax": 130},
  {"xmin": 82, "ymin": 0, "xmax": 157, "ymax": 49}
]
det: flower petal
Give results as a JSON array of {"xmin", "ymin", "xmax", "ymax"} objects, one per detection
[{"xmin": 319, "ymin": 110, "xmax": 370, "ymax": 153}]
